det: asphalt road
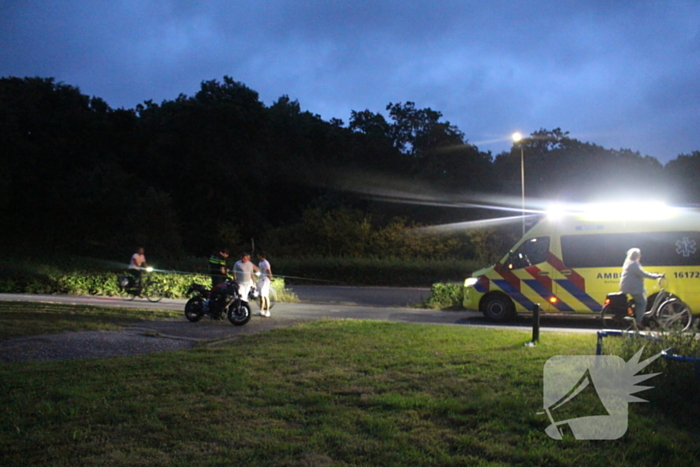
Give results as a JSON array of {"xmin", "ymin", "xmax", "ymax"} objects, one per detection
[
  {"xmin": 0, "ymin": 287, "xmax": 607, "ymax": 362},
  {"xmin": 0, "ymin": 286, "xmax": 602, "ymax": 334},
  {"xmin": 289, "ymin": 285, "xmax": 431, "ymax": 307}
]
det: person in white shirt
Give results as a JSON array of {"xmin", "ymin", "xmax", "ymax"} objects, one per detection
[
  {"xmin": 128, "ymin": 247, "xmax": 148, "ymax": 284},
  {"xmin": 257, "ymin": 251, "xmax": 273, "ymax": 317},
  {"xmin": 232, "ymin": 252, "xmax": 258, "ymax": 304}
]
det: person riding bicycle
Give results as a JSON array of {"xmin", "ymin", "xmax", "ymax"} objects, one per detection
[
  {"xmin": 209, "ymin": 248, "xmax": 230, "ymax": 288},
  {"xmin": 128, "ymin": 247, "xmax": 148, "ymax": 285},
  {"xmin": 619, "ymin": 247, "xmax": 664, "ymax": 329}
]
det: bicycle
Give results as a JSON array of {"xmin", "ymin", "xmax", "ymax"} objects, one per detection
[
  {"xmin": 117, "ymin": 268, "xmax": 165, "ymax": 303},
  {"xmin": 600, "ymin": 277, "xmax": 693, "ymax": 332}
]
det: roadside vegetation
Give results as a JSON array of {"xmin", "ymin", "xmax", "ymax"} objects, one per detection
[
  {"xmin": 0, "ymin": 197, "xmax": 515, "ymax": 302},
  {"xmin": 0, "ymin": 251, "xmax": 474, "ymax": 309},
  {"xmin": 600, "ymin": 328, "xmax": 700, "ymax": 423},
  {"xmin": 0, "ymin": 257, "xmax": 294, "ymax": 301},
  {"xmin": 421, "ymin": 282, "xmax": 465, "ymax": 309},
  {"xmin": 1, "ymin": 318, "xmax": 698, "ymax": 466},
  {"xmin": 0, "ymin": 254, "xmax": 467, "ymax": 310}
]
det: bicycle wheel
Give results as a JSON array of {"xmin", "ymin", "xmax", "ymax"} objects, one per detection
[
  {"xmin": 122, "ymin": 290, "xmax": 137, "ymax": 301},
  {"xmin": 144, "ymin": 279, "xmax": 164, "ymax": 303},
  {"xmin": 656, "ymin": 298, "xmax": 692, "ymax": 332},
  {"xmin": 121, "ymin": 284, "xmax": 139, "ymax": 301},
  {"xmin": 117, "ymin": 276, "xmax": 138, "ymax": 300}
]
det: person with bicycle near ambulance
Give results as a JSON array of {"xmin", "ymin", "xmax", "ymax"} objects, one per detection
[
  {"xmin": 620, "ymin": 247, "xmax": 664, "ymax": 330},
  {"xmin": 232, "ymin": 252, "xmax": 259, "ymax": 304}
]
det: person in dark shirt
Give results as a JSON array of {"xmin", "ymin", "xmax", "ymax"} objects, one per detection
[{"xmin": 209, "ymin": 249, "xmax": 230, "ymax": 288}]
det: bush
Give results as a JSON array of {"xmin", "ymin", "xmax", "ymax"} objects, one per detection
[
  {"xmin": 423, "ymin": 282, "xmax": 464, "ymax": 309},
  {"xmin": 601, "ymin": 328, "xmax": 700, "ymax": 420},
  {"xmin": 264, "ymin": 207, "xmax": 475, "ymax": 260},
  {"xmin": 273, "ymin": 256, "xmax": 480, "ymax": 287},
  {"xmin": 0, "ymin": 256, "xmax": 296, "ymax": 301}
]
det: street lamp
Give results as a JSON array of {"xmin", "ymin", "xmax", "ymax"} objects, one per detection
[{"xmin": 512, "ymin": 132, "xmax": 525, "ymax": 235}]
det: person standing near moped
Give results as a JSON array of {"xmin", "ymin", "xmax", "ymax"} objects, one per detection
[
  {"xmin": 257, "ymin": 251, "xmax": 273, "ymax": 317},
  {"xmin": 233, "ymin": 252, "xmax": 259, "ymax": 304},
  {"xmin": 209, "ymin": 248, "xmax": 230, "ymax": 288}
]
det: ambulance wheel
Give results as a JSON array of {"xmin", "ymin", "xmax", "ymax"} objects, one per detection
[{"xmin": 482, "ymin": 295, "xmax": 515, "ymax": 322}]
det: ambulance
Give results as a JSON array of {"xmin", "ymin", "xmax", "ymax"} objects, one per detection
[{"xmin": 463, "ymin": 204, "xmax": 700, "ymax": 322}]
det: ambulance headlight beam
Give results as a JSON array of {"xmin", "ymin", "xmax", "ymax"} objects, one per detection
[
  {"xmin": 545, "ymin": 204, "xmax": 566, "ymax": 220},
  {"xmin": 542, "ymin": 201, "xmax": 675, "ymax": 222},
  {"xmin": 582, "ymin": 201, "xmax": 675, "ymax": 221}
]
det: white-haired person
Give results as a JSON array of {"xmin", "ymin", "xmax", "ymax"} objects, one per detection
[{"xmin": 619, "ymin": 247, "xmax": 664, "ymax": 329}]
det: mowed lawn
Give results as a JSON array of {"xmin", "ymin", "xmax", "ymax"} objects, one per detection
[
  {"xmin": 0, "ymin": 301, "xmax": 181, "ymax": 339},
  {"xmin": 1, "ymin": 304, "xmax": 699, "ymax": 466}
]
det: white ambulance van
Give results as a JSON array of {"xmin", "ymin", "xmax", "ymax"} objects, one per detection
[{"xmin": 463, "ymin": 206, "xmax": 700, "ymax": 322}]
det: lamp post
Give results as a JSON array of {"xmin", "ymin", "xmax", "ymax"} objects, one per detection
[{"xmin": 512, "ymin": 132, "xmax": 525, "ymax": 235}]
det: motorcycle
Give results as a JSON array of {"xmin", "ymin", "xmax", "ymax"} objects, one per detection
[{"xmin": 184, "ymin": 279, "xmax": 252, "ymax": 326}]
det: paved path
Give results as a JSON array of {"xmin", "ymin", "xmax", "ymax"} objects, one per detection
[
  {"xmin": 0, "ymin": 288, "xmax": 603, "ymax": 363},
  {"xmin": 289, "ymin": 285, "xmax": 431, "ymax": 307}
]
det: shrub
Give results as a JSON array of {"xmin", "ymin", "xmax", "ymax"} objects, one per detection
[
  {"xmin": 0, "ymin": 257, "xmax": 294, "ymax": 300},
  {"xmin": 601, "ymin": 328, "xmax": 700, "ymax": 419},
  {"xmin": 423, "ymin": 282, "xmax": 464, "ymax": 310},
  {"xmin": 264, "ymin": 207, "xmax": 474, "ymax": 261},
  {"xmin": 273, "ymin": 256, "xmax": 480, "ymax": 287}
]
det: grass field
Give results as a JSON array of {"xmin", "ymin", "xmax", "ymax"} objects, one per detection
[
  {"xmin": 0, "ymin": 302, "xmax": 180, "ymax": 340},
  {"xmin": 1, "ymin": 304, "xmax": 699, "ymax": 466}
]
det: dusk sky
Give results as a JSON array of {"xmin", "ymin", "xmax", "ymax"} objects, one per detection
[{"xmin": 2, "ymin": 0, "xmax": 699, "ymax": 163}]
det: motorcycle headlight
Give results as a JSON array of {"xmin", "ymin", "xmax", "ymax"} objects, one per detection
[{"xmin": 464, "ymin": 277, "xmax": 479, "ymax": 287}]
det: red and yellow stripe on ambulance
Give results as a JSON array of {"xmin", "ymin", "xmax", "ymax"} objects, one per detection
[{"xmin": 466, "ymin": 251, "xmax": 603, "ymax": 314}]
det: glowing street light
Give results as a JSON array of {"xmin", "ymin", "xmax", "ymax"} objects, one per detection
[{"xmin": 512, "ymin": 132, "xmax": 525, "ymax": 235}]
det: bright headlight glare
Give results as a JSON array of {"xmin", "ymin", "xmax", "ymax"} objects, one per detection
[
  {"xmin": 582, "ymin": 202, "xmax": 674, "ymax": 221},
  {"xmin": 464, "ymin": 277, "xmax": 478, "ymax": 287},
  {"xmin": 546, "ymin": 204, "xmax": 566, "ymax": 220}
]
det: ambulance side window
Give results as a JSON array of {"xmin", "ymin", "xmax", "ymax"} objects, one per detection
[{"xmin": 509, "ymin": 237, "xmax": 550, "ymax": 270}]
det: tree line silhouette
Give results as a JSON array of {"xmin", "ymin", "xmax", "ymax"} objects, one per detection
[{"xmin": 1, "ymin": 75, "xmax": 699, "ymax": 261}]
